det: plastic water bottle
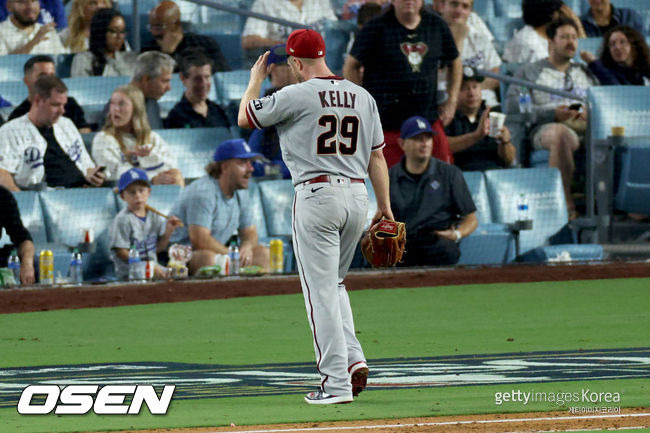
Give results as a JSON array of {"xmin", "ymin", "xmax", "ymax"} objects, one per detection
[
  {"xmin": 69, "ymin": 248, "xmax": 83, "ymax": 285},
  {"xmin": 516, "ymin": 193, "xmax": 529, "ymax": 221},
  {"xmin": 128, "ymin": 244, "xmax": 142, "ymax": 281},
  {"xmin": 518, "ymin": 87, "xmax": 532, "ymax": 114},
  {"xmin": 8, "ymin": 249, "xmax": 20, "ymax": 286},
  {"xmin": 228, "ymin": 241, "xmax": 240, "ymax": 275}
]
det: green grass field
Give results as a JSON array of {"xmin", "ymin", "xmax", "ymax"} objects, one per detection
[{"xmin": 1, "ymin": 278, "xmax": 649, "ymax": 433}]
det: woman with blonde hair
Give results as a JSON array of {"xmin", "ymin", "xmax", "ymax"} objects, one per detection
[
  {"xmin": 61, "ymin": 0, "xmax": 111, "ymax": 53},
  {"xmin": 92, "ymin": 85, "xmax": 184, "ymax": 186}
]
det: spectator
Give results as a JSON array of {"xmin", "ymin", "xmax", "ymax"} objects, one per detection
[
  {"xmin": 440, "ymin": 0, "xmax": 502, "ymax": 107},
  {"xmin": 109, "ymin": 168, "xmax": 182, "ymax": 280},
  {"xmin": 344, "ymin": 2, "xmax": 384, "ymax": 66},
  {"xmin": 389, "ymin": 115, "xmax": 478, "ymax": 266},
  {"xmin": 142, "ymin": 0, "xmax": 230, "ymax": 73},
  {"xmin": 101, "ymin": 51, "xmax": 176, "ymax": 130},
  {"xmin": 9, "ymin": 55, "xmax": 92, "ymax": 133},
  {"xmin": 170, "ymin": 138, "xmax": 270, "ymax": 275},
  {"xmin": 92, "ymin": 85, "xmax": 184, "ymax": 186},
  {"xmin": 506, "ymin": 18, "xmax": 598, "ymax": 218},
  {"xmin": 0, "ymin": 0, "xmax": 66, "ymax": 30},
  {"xmin": 60, "ymin": 0, "xmax": 111, "ymax": 53},
  {"xmin": 0, "ymin": 0, "xmax": 67, "ymax": 54},
  {"xmin": 341, "ymin": 0, "xmax": 389, "ymax": 20},
  {"xmin": 580, "ymin": 25, "xmax": 650, "ymax": 85},
  {"xmin": 0, "ymin": 185, "xmax": 36, "ymax": 285},
  {"xmin": 446, "ymin": 67, "xmax": 515, "ymax": 171},
  {"xmin": 71, "ymin": 8, "xmax": 137, "ymax": 77},
  {"xmin": 580, "ymin": 0, "xmax": 644, "ymax": 37},
  {"xmin": 343, "ymin": 0, "xmax": 462, "ymax": 167},
  {"xmin": 0, "ymin": 76, "xmax": 105, "ymax": 191},
  {"xmin": 241, "ymin": 0, "xmax": 336, "ymax": 67},
  {"xmin": 165, "ymin": 51, "xmax": 231, "ymax": 129},
  {"xmin": 503, "ymin": 0, "xmax": 585, "ymax": 64}
]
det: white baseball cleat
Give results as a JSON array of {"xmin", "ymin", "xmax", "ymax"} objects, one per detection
[{"xmin": 304, "ymin": 389, "xmax": 353, "ymax": 405}]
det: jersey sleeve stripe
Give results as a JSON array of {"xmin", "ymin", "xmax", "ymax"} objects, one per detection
[
  {"xmin": 372, "ymin": 141, "xmax": 385, "ymax": 151},
  {"xmin": 246, "ymin": 102, "xmax": 263, "ymax": 129}
]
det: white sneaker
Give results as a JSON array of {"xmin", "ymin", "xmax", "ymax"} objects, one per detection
[{"xmin": 304, "ymin": 389, "xmax": 353, "ymax": 405}]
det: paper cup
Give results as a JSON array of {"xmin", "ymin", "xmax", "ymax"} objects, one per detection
[{"xmin": 488, "ymin": 112, "xmax": 506, "ymax": 138}]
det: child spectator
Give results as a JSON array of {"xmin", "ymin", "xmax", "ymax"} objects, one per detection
[
  {"xmin": 92, "ymin": 84, "xmax": 184, "ymax": 186},
  {"xmin": 109, "ymin": 168, "xmax": 182, "ymax": 280}
]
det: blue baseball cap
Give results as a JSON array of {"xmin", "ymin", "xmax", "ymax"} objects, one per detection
[
  {"xmin": 267, "ymin": 44, "xmax": 288, "ymax": 65},
  {"xmin": 213, "ymin": 138, "xmax": 263, "ymax": 162},
  {"xmin": 400, "ymin": 116, "xmax": 436, "ymax": 139},
  {"xmin": 118, "ymin": 168, "xmax": 150, "ymax": 193}
]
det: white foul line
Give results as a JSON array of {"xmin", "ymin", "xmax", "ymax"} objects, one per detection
[{"xmin": 210, "ymin": 413, "xmax": 650, "ymax": 433}]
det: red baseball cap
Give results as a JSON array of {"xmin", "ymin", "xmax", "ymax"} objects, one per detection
[{"xmin": 285, "ymin": 29, "xmax": 326, "ymax": 59}]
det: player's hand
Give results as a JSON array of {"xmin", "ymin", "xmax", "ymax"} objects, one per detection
[
  {"xmin": 371, "ymin": 207, "xmax": 395, "ymax": 226},
  {"xmin": 85, "ymin": 167, "xmax": 106, "ymax": 186},
  {"xmin": 250, "ymin": 51, "xmax": 271, "ymax": 84}
]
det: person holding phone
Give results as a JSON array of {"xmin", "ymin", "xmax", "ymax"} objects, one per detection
[{"xmin": 91, "ymin": 84, "xmax": 183, "ymax": 186}]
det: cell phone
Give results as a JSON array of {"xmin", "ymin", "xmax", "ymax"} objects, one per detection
[{"xmin": 569, "ymin": 103, "xmax": 582, "ymax": 111}]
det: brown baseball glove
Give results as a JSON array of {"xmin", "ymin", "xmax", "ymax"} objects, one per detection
[{"xmin": 361, "ymin": 219, "xmax": 406, "ymax": 267}]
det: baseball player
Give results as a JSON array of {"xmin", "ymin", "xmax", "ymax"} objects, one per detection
[{"xmin": 238, "ymin": 29, "xmax": 393, "ymax": 404}]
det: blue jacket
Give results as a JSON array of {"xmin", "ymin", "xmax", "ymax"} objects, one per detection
[
  {"xmin": 580, "ymin": 4, "xmax": 644, "ymax": 37},
  {"xmin": 587, "ymin": 60, "xmax": 650, "ymax": 85},
  {"xmin": 0, "ymin": 0, "xmax": 66, "ymax": 30}
]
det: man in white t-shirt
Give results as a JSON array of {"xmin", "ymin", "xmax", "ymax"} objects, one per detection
[
  {"xmin": 440, "ymin": 0, "xmax": 502, "ymax": 107},
  {"xmin": 241, "ymin": 0, "xmax": 337, "ymax": 67},
  {"xmin": 0, "ymin": 76, "xmax": 104, "ymax": 191},
  {"xmin": 0, "ymin": 0, "xmax": 67, "ymax": 55}
]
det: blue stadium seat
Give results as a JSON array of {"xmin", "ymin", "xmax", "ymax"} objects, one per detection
[
  {"xmin": 0, "ymin": 191, "xmax": 47, "ymax": 248},
  {"xmin": 322, "ymin": 20, "xmax": 352, "ymax": 75},
  {"xmin": 156, "ymin": 127, "xmax": 233, "ymax": 179},
  {"xmin": 493, "ymin": 0, "xmax": 522, "ymax": 18},
  {"xmin": 56, "ymin": 53, "xmax": 76, "ymax": 78},
  {"xmin": 485, "ymin": 168, "xmax": 601, "ymax": 261},
  {"xmin": 202, "ymin": 32, "xmax": 244, "ymax": 70},
  {"xmin": 473, "ymin": 0, "xmax": 496, "ymax": 19},
  {"xmin": 614, "ymin": 136, "xmax": 650, "ymax": 214},
  {"xmin": 39, "ymin": 188, "xmax": 118, "ymax": 279},
  {"xmin": 247, "ymin": 179, "xmax": 268, "ymax": 240},
  {"xmin": 0, "ymin": 81, "xmax": 28, "ymax": 107},
  {"xmin": 462, "ymin": 171, "xmax": 493, "ymax": 224},
  {"xmin": 576, "ymin": 37, "xmax": 603, "ymax": 61},
  {"xmin": 487, "ymin": 16, "xmax": 524, "ymax": 45},
  {"xmin": 257, "ymin": 179, "xmax": 295, "ymax": 272},
  {"xmin": 588, "ymin": 86, "xmax": 650, "ymax": 141},
  {"xmin": 0, "ymin": 54, "xmax": 33, "ymax": 82},
  {"xmin": 63, "ymin": 76, "xmax": 130, "ymax": 125}
]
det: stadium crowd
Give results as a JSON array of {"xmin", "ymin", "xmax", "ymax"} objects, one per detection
[{"xmin": 0, "ymin": 0, "xmax": 649, "ymax": 279}]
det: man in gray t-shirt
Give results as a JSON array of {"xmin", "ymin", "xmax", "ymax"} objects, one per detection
[{"xmin": 170, "ymin": 138, "xmax": 269, "ymax": 275}]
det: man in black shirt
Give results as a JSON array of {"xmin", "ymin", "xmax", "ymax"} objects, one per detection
[
  {"xmin": 344, "ymin": 0, "xmax": 462, "ymax": 167},
  {"xmin": 9, "ymin": 55, "xmax": 92, "ymax": 133},
  {"xmin": 389, "ymin": 116, "xmax": 477, "ymax": 266},
  {"xmin": 0, "ymin": 186, "xmax": 35, "ymax": 284},
  {"xmin": 142, "ymin": 0, "xmax": 230, "ymax": 73},
  {"xmin": 165, "ymin": 52, "xmax": 230, "ymax": 129},
  {"xmin": 445, "ymin": 67, "xmax": 515, "ymax": 171}
]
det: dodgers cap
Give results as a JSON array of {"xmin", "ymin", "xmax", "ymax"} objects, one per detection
[
  {"xmin": 213, "ymin": 138, "xmax": 262, "ymax": 162},
  {"xmin": 118, "ymin": 167, "xmax": 150, "ymax": 193},
  {"xmin": 400, "ymin": 116, "xmax": 436, "ymax": 139}
]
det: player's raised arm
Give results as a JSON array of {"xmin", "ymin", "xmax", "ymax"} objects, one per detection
[{"xmin": 237, "ymin": 51, "xmax": 271, "ymax": 129}]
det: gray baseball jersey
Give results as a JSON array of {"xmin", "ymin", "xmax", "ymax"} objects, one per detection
[
  {"xmin": 246, "ymin": 76, "xmax": 384, "ymax": 399},
  {"xmin": 246, "ymin": 77, "xmax": 384, "ymax": 184},
  {"xmin": 109, "ymin": 207, "xmax": 166, "ymax": 279}
]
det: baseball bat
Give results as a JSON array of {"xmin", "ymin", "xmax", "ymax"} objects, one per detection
[{"xmin": 145, "ymin": 205, "xmax": 184, "ymax": 227}]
